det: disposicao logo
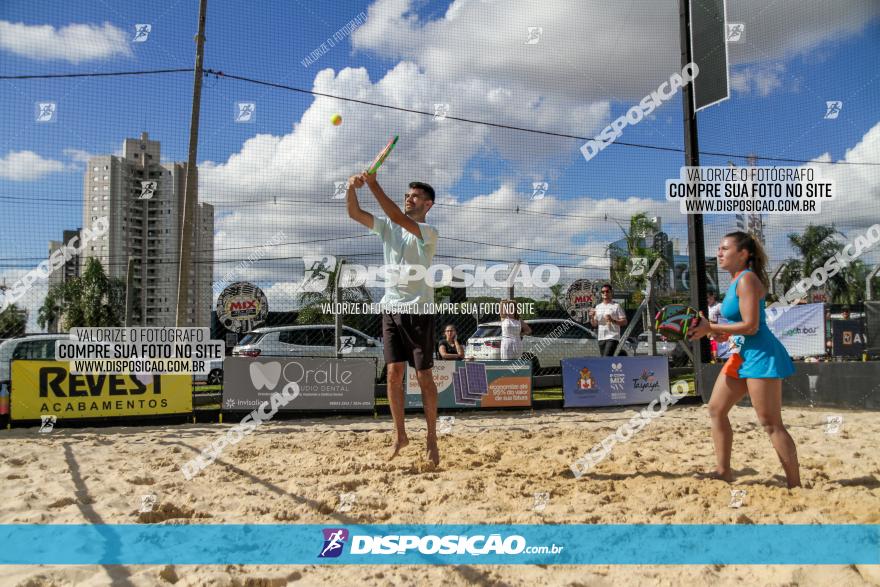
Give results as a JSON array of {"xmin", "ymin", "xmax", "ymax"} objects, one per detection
[{"xmin": 319, "ymin": 528, "xmax": 349, "ymax": 558}]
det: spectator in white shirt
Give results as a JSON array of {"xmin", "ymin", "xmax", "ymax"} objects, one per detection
[{"xmin": 588, "ymin": 284, "xmax": 627, "ymax": 356}]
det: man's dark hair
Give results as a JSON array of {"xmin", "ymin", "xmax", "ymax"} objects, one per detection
[
  {"xmin": 409, "ymin": 181, "xmax": 435, "ymax": 202},
  {"xmin": 601, "ymin": 283, "xmax": 612, "ymax": 291}
]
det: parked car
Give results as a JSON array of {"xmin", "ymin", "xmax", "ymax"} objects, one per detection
[
  {"xmin": 635, "ymin": 331, "xmax": 689, "ymax": 367},
  {"xmin": 0, "ymin": 334, "xmax": 71, "ymax": 387},
  {"xmin": 193, "ymin": 358, "xmax": 225, "ymax": 386},
  {"xmin": 232, "ymin": 325, "xmax": 386, "ymax": 381},
  {"xmin": 463, "ymin": 318, "xmax": 635, "ymax": 373}
]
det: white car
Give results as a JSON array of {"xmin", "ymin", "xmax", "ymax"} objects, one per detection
[
  {"xmin": 0, "ymin": 334, "xmax": 70, "ymax": 386},
  {"xmin": 193, "ymin": 358, "xmax": 225, "ymax": 386},
  {"xmin": 232, "ymin": 325, "xmax": 386, "ymax": 381},
  {"xmin": 635, "ymin": 332, "xmax": 689, "ymax": 367},
  {"xmin": 465, "ymin": 318, "xmax": 637, "ymax": 372}
]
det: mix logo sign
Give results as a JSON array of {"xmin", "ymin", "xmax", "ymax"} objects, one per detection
[{"xmin": 609, "ymin": 362, "xmax": 625, "ymax": 392}]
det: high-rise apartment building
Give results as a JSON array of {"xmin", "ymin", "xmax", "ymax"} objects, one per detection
[{"xmin": 81, "ymin": 132, "xmax": 214, "ymax": 326}]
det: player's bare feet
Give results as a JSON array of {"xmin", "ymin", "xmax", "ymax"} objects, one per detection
[
  {"xmin": 692, "ymin": 470, "xmax": 734, "ymax": 482},
  {"xmin": 426, "ymin": 438, "xmax": 440, "ymax": 467},
  {"xmin": 388, "ymin": 436, "xmax": 409, "ymax": 460}
]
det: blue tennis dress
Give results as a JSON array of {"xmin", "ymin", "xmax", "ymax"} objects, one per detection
[{"xmin": 720, "ymin": 269, "xmax": 794, "ymax": 379}]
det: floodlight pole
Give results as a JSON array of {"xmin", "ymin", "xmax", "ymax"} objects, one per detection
[{"xmin": 679, "ymin": 0, "xmax": 712, "ymax": 400}]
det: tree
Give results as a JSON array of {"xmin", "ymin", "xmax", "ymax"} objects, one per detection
[
  {"xmin": 779, "ymin": 225, "xmax": 841, "ymax": 296},
  {"xmin": 836, "ymin": 260, "xmax": 868, "ymax": 305},
  {"xmin": 296, "ymin": 262, "xmax": 372, "ymax": 325},
  {"xmin": 548, "ymin": 283, "xmax": 564, "ymax": 309},
  {"xmin": 37, "ymin": 257, "xmax": 126, "ymax": 331},
  {"xmin": 779, "ymin": 224, "xmax": 863, "ymax": 303},
  {"xmin": 0, "ymin": 304, "xmax": 27, "ymax": 337},
  {"xmin": 609, "ymin": 213, "xmax": 662, "ymax": 294}
]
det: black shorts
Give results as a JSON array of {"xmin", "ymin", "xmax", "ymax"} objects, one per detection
[
  {"xmin": 382, "ymin": 312, "xmax": 435, "ymax": 371},
  {"xmin": 599, "ymin": 339, "xmax": 619, "ymax": 356}
]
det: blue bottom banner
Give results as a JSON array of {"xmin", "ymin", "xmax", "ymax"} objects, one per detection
[{"xmin": 0, "ymin": 524, "xmax": 877, "ymax": 565}]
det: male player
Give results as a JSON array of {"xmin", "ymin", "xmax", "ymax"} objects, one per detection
[{"xmin": 346, "ymin": 171, "xmax": 441, "ymax": 466}]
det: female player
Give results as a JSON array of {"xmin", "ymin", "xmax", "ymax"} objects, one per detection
[
  {"xmin": 688, "ymin": 231, "xmax": 800, "ymax": 488},
  {"xmin": 499, "ymin": 299, "xmax": 531, "ymax": 360}
]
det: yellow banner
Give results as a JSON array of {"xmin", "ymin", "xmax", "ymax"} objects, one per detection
[{"xmin": 11, "ymin": 360, "xmax": 192, "ymax": 420}]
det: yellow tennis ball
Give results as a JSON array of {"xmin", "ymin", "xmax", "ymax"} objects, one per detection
[{"xmin": 331, "ymin": 114, "xmax": 342, "ymax": 126}]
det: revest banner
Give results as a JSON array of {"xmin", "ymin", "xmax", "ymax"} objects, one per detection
[
  {"xmin": 223, "ymin": 357, "xmax": 375, "ymax": 410},
  {"xmin": 10, "ymin": 360, "xmax": 192, "ymax": 420},
  {"xmin": 562, "ymin": 356, "xmax": 671, "ymax": 407},
  {"xmin": 405, "ymin": 361, "xmax": 532, "ymax": 409},
  {"xmin": 766, "ymin": 303, "xmax": 825, "ymax": 357}
]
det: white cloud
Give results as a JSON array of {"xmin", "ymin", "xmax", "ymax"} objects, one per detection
[
  {"xmin": 353, "ymin": 0, "xmax": 879, "ymax": 104},
  {"xmin": 0, "ymin": 151, "xmax": 68, "ymax": 181},
  {"xmin": 198, "ymin": 0, "xmax": 879, "ymax": 311},
  {"xmin": 0, "ymin": 20, "xmax": 132, "ymax": 63},
  {"xmin": 62, "ymin": 148, "xmax": 97, "ymax": 164},
  {"xmin": 730, "ymin": 63, "xmax": 787, "ymax": 97}
]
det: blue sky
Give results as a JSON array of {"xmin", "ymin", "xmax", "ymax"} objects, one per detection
[{"xmin": 1, "ymin": 0, "xmax": 879, "ymax": 325}]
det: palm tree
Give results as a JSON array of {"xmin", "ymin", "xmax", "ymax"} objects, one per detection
[
  {"xmin": 782, "ymin": 225, "xmax": 841, "ymax": 292},
  {"xmin": 780, "ymin": 224, "xmax": 862, "ymax": 303},
  {"xmin": 296, "ymin": 262, "xmax": 372, "ymax": 325}
]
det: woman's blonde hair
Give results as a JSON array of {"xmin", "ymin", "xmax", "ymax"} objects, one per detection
[{"xmin": 724, "ymin": 231, "xmax": 770, "ymax": 290}]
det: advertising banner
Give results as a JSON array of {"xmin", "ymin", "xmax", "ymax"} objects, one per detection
[
  {"xmin": 831, "ymin": 319, "xmax": 867, "ymax": 357},
  {"xmin": 10, "ymin": 360, "xmax": 192, "ymax": 420},
  {"xmin": 405, "ymin": 361, "xmax": 531, "ymax": 409},
  {"xmin": 766, "ymin": 303, "xmax": 824, "ymax": 357},
  {"xmin": 562, "ymin": 356, "xmax": 671, "ymax": 407},
  {"xmin": 223, "ymin": 357, "xmax": 374, "ymax": 411}
]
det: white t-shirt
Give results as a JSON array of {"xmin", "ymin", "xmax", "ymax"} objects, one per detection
[
  {"xmin": 370, "ymin": 217, "xmax": 439, "ymax": 313},
  {"xmin": 708, "ymin": 302, "xmax": 722, "ymax": 323},
  {"xmin": 594, "ymin": 302, "xmax": 626, "ymax": 341}
]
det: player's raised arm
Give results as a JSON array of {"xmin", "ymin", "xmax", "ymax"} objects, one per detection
[
  {"xmin": 362, "ymin": 173, "xmax": 423, "ymax": 240},
  {"xmin": 346, "ymin": 174, "xmax": 374, "ymax": 230}
]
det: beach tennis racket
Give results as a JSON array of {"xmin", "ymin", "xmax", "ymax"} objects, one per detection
[
  {"xmin": 655, "ymin": 304, "xmax": 700, "ymax": 342},
  {"xmin": 365, "ymin": 135, "xmax": 398, "ymax": 175}
]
